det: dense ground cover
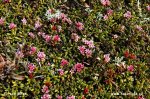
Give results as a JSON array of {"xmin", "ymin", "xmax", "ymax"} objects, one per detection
[{"xmin": 0, "ymin": 0, "xmax": 150, "ymax": 99}]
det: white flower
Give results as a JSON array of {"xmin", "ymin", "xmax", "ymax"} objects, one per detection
[
  {"xmin": 114, "ymin": 56, "xmax": 126, "ymax": 67},
  {"xmin": 45, "ymin": 9, "xmax": 61, "ymax": 20}
]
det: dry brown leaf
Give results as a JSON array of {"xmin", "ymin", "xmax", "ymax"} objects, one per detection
[
  {"xmin": 11, "ymin": 74, "xmax": 25, "ymax": 80},
  {"xmin": 0, "ymin": 55, "xmax": 4, "ymax": 62},
  {"xmin": 0, "ymin": 62, "xmax": 5, "ymax": 70},
  {"xmin": 84, "ymin": 3, "xmax": 90, "ymax": 8}
]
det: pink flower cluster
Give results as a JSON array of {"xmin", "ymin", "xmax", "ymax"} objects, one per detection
[
  {"xmin": 44, "ymin": 35, "xmax": 51, "ymax": 43},
  {"xmin": 100, "ymin": 0, "xmax": 111, "ymax": 6},
  {"xmin": 78, "ymin": 39, "xmax": 95, "ymax": 58},
  {"xmin": 28, "ymin": 63, "xmax": 36, "ymax": 73},
  {"xmin": 41, "ymin": 94, "xmax": 51, "ymax": 99},
  {"xmin": 78, "ymin": 46, "xmax": 92, "ymax": 58},
  {"xmin": 61, "ymin": 13, "xmax": 72, "ymax": 24},
  {"xmin": 78, "ymin": 46, "xmax": 85, "ymax": 55},
  {"xmin": 41, "ymin": 85, "xmax": 50, "ymax": 99},
  {"xmin": 135, "ymin": 25, "xmax": 143, "ymax": 31},
  {"xmin": 15, "ymin": 50, "xmax": 24, "ymax": 59},
  {"xmin": 57, "ymin": 69, "xmax": 64, "ymax": 76},
  {"xmin": 38, "ymin": 32, "xmax": 61, "ymax": 44},
  {"xmin": 107, "ymin": 9, "xmax": 113, "ymax": 16},
  {"xmin": 103, "ymin": 15, "xmax": 109, "ymax": 20},
  {"xmin": 146, "ymin": 5, "xmax": 150, "ymax": 11},
  {"xmin": 38, "ymin": 32, "xmax": 46, "ymax": 37},
  {"xmin": 0, "ymin": 17, "xmax": 4, "ymax": 25},
  {"xmin": 42, "ymin": 85, "xmax": 49, "ymax": 93},
  {"xmin": 73, "ymin": 63, "xmax": 84, "ymax": 72},
  {"xmin": 75, "ymin": 22, "xmax": 84, "ymax": 31},
  {"xmin": 3, "ymin": 0, "xmax": 11, "ymax": 3},
  {"xmin": 21, "ymin": 18, "xmax": 27, "ymax": 25},
  {"xmin": 103, "ymin": 9, "xmax": 113, "ymax": 20},
  {"xmin": 37, "ymin": 51, "xmax": 46, "ymax": 61},
  {"xmin": 124, "ymin": 11, "xmax": 132, "ymax": 19},
  {"xmin": 29, "ymin": 46, "xmax": 37, "ymax": 55},
  {"xmin": 57, "ymin": 95, "xmax": 62, "ymax": 99},
  {"xmin": 66, "ymin": 95, "xmax": 75, "ymax": 99},
  {"xmin": 85, "ymin": 49, "xmax": 92, "ymax": 58},
  {"xmin": 104, "ymin": 54, "xmax": 110, "ymax": 63},
  {"xmin": 39, "ymin": 32, "xmax": 50, "ymax": 42},
  {"xmin": 53, "ymin": 35, "xmax": 61, "ymax": 42},
  {"xmin": 35, "ymin": 20, "xmax": 42, "ymax": 29},
  {"xmin": 28, "ymin": 32, "xmax": 35, "ymax": 39},
  {"xmin": 138, "ymin": 96, "xmax": 145, "ymax": 99},
  {"xmin": 71, "ymin": 33, "xmax": 80, "ymax": 42},
  {"xmin": 127, "ymin": 65, "xmax": 134, "ymax": 72},
  {"xmin": 61, "ymin": 59, "xmax": 69, "ymax": 66},
  {"xmin": 82, "ymin": 39, "xmax": 95, "ymax": 48},
  {"xmin": 9, "ymin": 23, "xmax": 17, "ymax": 29}
]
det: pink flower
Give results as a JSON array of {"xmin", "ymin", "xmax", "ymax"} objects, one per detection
[
  {"xmin": 28, "ymin": 63, "xmax": 36, "ymax": 73},
  {"xmin": 135, "ymin": 25, "xmax": 143, "ymax": 31},
  {"xmin": 100, "ymin": 0, "xmax": 111, "ymax": 6},
  {"xmin": 41, "ymin": 94, "xmax": 51, "ymax": 99},
  {"xmin": 66, "ymin": 18, "xmax": 72, "ymax": 24},
  {"xmin": 0, "ymin": 17, "xmax": 5, "ymax": 25},
  {"xmin": 42, "ymin": 85, "xmax": 49, "ymax": 93},
  {"xmin": 127, "ymin": 65, "xmax": 134, "ymax": 72},
  {"xmin": 47, "ymin": 9, "xmax": 55, "ymax": 14},
  {"xmin": 103, "ymin": 15, "xmax": 108, "ymax": 20},
  {"xmin": 75, "ymin": 22, "xmax": 84, "ymax": 31},
  {"xmin": 53, "ymin": 35, "xmax": 61, "ymax": 42},
  {"xmin": 38, "ymin": 32, "xmax": 46, "ymax": 38},
  {"xmin": 21, "ymin": 18, "xmax": 27, "ymax": 25},
  {"xmin": 70, "ymin": 68, "xmax": 75, "ymax": 74},
  {"xmin": 138, "ymin": 96, "xmax": 145, "ymax": 99},
  {"xmin": 66, "ymin": 96, "xmax": 75, "ymax": 99},
  {"xmin": 3, "ymin": 0, "xmax": 11, "ymax": 3},
  {"xmin": 60, "ymin": 13, "xmax": 67, "ymax": 19},
  {"xmin": 146, "ymin": 5, "xmax": 150, "ymax": 11},
  {"xmin": 62, "ymin": 17, "xmax": 68, "ymax": 23},
  {"xmin": 44, "ymin": 35, "xmax": 51, "ymax": 43},
  {"xmin": 15, "ymin": 51, "xmax": 24, "ymax": 59},
  {"xmin": 78, "ymin": 46, "xmax": 85, "ymax": 55},
  {"xmin": 47, "ymin": 62, "xmax": 51, "ymax": 66},
  {"xmin": 104, "ymin": 54, "xmax": 110, "ymax": 63},
  {"xmin": 58, "ymin": 69, "xmax": 64, "ymax": 76},
  {"xmin": 37, "ymin": 51, "xmax": 46, "ymax": 61},
  {"xmin": 85, "ymin": 49, "xmax": 92, "ymax": 58},
  {"xmin": 71, "ymin": 33, "xmax": 80, "ymax": 42},
  {"xmin": 35, "ymin": 20, "xmax": 41, "ymax": 29},
  {"xmin": 29, "ymin": 46, "xmax": 36, "ymax": 55},
  {"xmin": 61, "ymin": 59, "xmax": 69, "ymax": 66},
  {"xmin": 9, "ymin": 23, "xmax": 16, "ymax": 29},
  {"xmin": 83, "ymin": 39, "xmax": 95, "ymax": 48},
  {"xmin": 74, "ymin": 63, "xmax": 84, "ymax": 72},
  {"xmin": 57, "ymin": 95, "xmax": 62, "ymax": 99},
  {"xmin": 60, "ymin": 13, "xmax": 72, "ymax": 24},
  {"xmin": 50, "ymin": 18, "xmax": 57, "ymax": 23},
  {"xmin": 124, "ymin": 11, "xmax": 132, "ymax": 19},
  {"xmin": 107, "ymin": 9, "xmax": 113, "ymax": 16},
  {"xmin": 28, "ymin": 32, "xmax": 35, "ymax": 38}
]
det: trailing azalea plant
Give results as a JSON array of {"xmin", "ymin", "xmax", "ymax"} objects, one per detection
[{"xmin": 0, "ymin": 0, "xmax": 150, "ymax": 99}]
